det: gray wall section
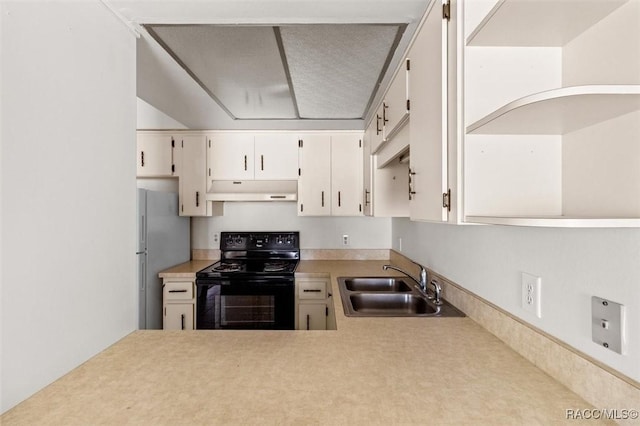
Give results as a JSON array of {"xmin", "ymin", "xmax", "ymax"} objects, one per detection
[
  {"xmin": 1, "ymin": 1, "xmax": 137, "ymax": 412},
  {"xmin": 392, "ymin": 218, "xmax": 640, "ymax": 382}
]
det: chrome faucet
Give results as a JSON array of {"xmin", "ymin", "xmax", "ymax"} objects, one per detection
[
  {"xmin": 382, "ymin": 262, "xmax": 443, "ymax": 305},
  {"xmin": 383, "ymin": 261, "xmax": 428, "ymax": 293}
]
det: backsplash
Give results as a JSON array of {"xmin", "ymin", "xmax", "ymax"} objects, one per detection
[{"xmin": 191, "ymin": 201, "xmax": 391, "ymax": 250}]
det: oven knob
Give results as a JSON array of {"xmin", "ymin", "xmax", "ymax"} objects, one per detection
[{"xmin": 235, "ymin": 237, "xmax": 242, "ymax": 244}]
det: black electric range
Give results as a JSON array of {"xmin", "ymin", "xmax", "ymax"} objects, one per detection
[{"xmin": 195, "ymin": 232, "xmax": 299, "ymax": 329}]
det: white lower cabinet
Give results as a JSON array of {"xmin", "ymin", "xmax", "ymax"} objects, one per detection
[
  {"xmin": 295, "ymin": 276, "xmax": 334, "ymax": 330},
  {"xmin": 298, "ymin": 304, "xmax": 327, "ymax": 331},
  {"xmin": 162, "ymin": 279, "xmax": 195, "ymax": 330}
]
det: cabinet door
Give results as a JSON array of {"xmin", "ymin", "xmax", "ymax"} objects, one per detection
[
  {"xmin": 408, "ymin": 0, "xmax": 449, "ymax": 222},
  {"xmin": 136, "ymin": 133, "xmax": 174, "ymax": 177},
  {"xmin": 383, "ymin": 59, "xmax": 410, "ymax": 135},
  {"xmin": 298, "ymin": 304, "xmax": 327, "ymax": 330},
  {"xmin": 298, "ymin": 134, "xmax": 331, "ymax": 216},
  {"xmin": 331, "ymin": 134, "xmax": 363, "ymax": 216},
  {"xmin": 254, "ymin": 133, "xmax": 299, "ymax": 180},
  {"xmin": 164, "ymin": 304, "xmax": 194, "ymax": 330},
  {"xmin": 370, "ymin": 104, "xmax": 385, "ymax": 153},
  {"xmin": 179, "ymin": 135, "xmax": 207, "ymax": 216},
  {"xmin": 208, "ymin": 133, "xmax": 254, "ymax": 180},
  {"xmin": 363, "ymin": 123, "xmax": 374, "ymax": 216}
]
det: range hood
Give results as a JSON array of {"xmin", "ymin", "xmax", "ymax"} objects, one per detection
[{"xmin": 206, "ymin": 180, "xmax": 298, "ymax": 201}]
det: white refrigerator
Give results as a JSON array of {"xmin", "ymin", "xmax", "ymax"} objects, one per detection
[{"xmin": 137, "ymin": 189, "xmax": 191, "ymax": 329}]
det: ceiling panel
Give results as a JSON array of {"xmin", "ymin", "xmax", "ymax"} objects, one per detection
[
  {"xmin": 149, "ymin": 25, "xmax": 297, "ymax": 119},
  {"xmin": 147, "ymin": 23, "xmax": 404, "ymax": 121},
  {"xmin": 279, "ymin": 25, "xmax": 403, "ymax": 119}
]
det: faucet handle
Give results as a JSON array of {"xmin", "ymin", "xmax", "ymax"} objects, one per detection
[{"xmin": 428, "ymin": 279, "xmax": 443, "ymax": 305}]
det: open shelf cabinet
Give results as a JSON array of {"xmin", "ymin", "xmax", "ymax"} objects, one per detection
[{"xmin": 462, "ymin": 0, "xmax": 640, "ymax": 227}]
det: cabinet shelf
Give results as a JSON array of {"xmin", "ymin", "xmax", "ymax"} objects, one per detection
[
  {"xmin": 466, "ymin": 85, "xmax": 640, "ymax": 135},
  {"xmin": 466, "ymin": 0, "xmax": 628, "ymax": 47},
  {"xmin": 466, "ymin": 215, "xmax": 640, "ymax": 228}
]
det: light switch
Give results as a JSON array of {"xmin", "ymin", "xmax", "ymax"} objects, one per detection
[{"xmin": 591, "ymin": 296, "xmax": 625, "ymax": 355}]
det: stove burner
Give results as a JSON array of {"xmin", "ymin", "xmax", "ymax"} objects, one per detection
[
  {"xmin": 213, "ymin": 262, "xmax": 242, "ymax": 272},
  {"xmin": 263, "ymin": 262, "xmax": 288, "ymax": 272}
]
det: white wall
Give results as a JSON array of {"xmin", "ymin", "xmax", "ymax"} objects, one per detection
[
  {"xmin": 392, "ymin": 219, "xmax": 640, "ymax": 382},
  {"xmin": 0, "ymin": 1, "xmax": 137, "ymax": 412},
  {"xmin": 192, "ymin": 202, "xmax": 391, "ymax": 250},
  {"xmin": 137, "ymin": 97, "xmax": 188, "ymax": 130}
]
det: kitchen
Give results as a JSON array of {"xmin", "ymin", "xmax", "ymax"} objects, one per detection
[{"xmin": 1, "ymin": 0, "xmax": 639, "ymax": 424}]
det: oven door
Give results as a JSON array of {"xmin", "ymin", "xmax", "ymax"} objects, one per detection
[{"xmin": 196, "ymin": 278, "xmax": 294, "ymax": 330}]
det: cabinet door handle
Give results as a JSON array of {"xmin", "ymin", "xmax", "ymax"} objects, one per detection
[
  {"xmin": 168, "ymin": 289, "xmax": 188, "ymax": 293},
  {"xmin": 376, "ymin": 114, "xmax": 382, "ymax": 135},
  {"xmin": 408, "ymin": 168, "xmax": 416, "ymax": 200},
  {"xmin": 365, "ymin": 190, "xmax": 370, "ymax": 206},
  {"xmin": 303, "ymin": 289, "xmax": 322, "ymax": 293},
  {"xmin": 338, "ymin": 191, "xmax": 341, "ymax": 207},
  {"xmin": 383, "ymin": 102, "xmax": 389, "ymax": 124},
  {"xmin": 181, "ymin": 314, "xmax": 185, "ymax": 330},
  {"xmin": 306, "ymin": 314, "xmax": 310, "ymax": 330},
  {"xmin": 261, "ymin": 155, "xmax": 264, "ymax": 171},
  {"xmin": 196, "ymin": 191, "xmax": 200, "ymax": 207},
  {"xmin": 244, "ymin": 155, "xmax": 247, "ymax": 171},
  {"xmin": 140, "ymin": 151, "xmax": 145, "ymax": 167},
  {"xmin": 321, "ymin": 191, "xmax": 325, "ymax": 207}
]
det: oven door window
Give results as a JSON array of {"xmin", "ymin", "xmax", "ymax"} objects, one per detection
[{"xmin": 220, "ymin": 295, "xmax": 275, "ymax": 328}]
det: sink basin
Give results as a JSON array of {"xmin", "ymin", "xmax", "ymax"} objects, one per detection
[
  {"xmin": 343, "ymin": 277, "xmax": 412, "ymax": 292},
  {"xmin": 337, "ymin": 276, "xmax": 465, "ymax": 318},
  {"xmin": 350, "ymin": 293, "xmax": 437, "ymax": 315}
]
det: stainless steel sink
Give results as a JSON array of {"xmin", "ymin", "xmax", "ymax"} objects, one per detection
[
  {"xmin": 350, "ymin": 293, "xmax": 436, "ymax": 315},
  {"xmin": 337, "ymin": 276, "xmax": 465, "ymax": 318},
  {"xmin": 343, "ymin": 277, "xmax": 412, "ymax": 292}
]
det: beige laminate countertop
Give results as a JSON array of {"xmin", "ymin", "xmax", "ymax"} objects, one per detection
[{"xmin": 2, "ymin": 260, "xmax": 608, "ymax": 425}]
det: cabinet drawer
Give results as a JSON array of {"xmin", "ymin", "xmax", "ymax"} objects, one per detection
[
  {"xmin": 297, "ymin": 280, "xmax": 327, "ymax": 300},
  {"xmin": 163, "ymin": 281, "xmax": 194, "ymax": 300}
]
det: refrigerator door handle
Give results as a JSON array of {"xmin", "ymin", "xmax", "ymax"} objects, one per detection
[{"xmin": 136, "ymin": 250, "xmax": 146, "ymax": 255}]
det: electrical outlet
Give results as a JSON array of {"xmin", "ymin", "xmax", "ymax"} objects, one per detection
[
  {"xmin": 342, "ymin": 235, "xmax": 349, "ymax": 246},
  {"xmin": 213, "ymin": 233, "xmax": 219, "ymax": 243},
  {"xmin": 521, "ymin": 272, "xmax": 541, "ymax": 318}
]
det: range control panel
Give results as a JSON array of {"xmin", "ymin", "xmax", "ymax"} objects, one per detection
[{"xmin": 220, "ymin": 232, "xmax": 299, "ymax": 251}]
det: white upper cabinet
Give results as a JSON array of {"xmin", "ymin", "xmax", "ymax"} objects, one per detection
[
  {"xmin": 178, "ymin": 134, "xmax": 208, "ymax": 216},
  {"xmin": 136, "ymin": 132, "xmax": 175, "ymax": 177},
  {"xmin": 298, "ymin": 133, "xmax": 363, "ymax": 216},
  {"xmin": 407, "ymin": 0, "xmax": 450, "ymax": 222},
  {"xmin": 254, "ymin": 133, "xmax": 299, "ymax": 180},
  {"xmin": 463, "ymin": 0, "xmax": 640, "ymax": 227},
  {"xmin": 208, "ymin": 132, "xmax": 299, "ymax": 181},
  {"xmin": 208, "ymin": 133, "xmax": 255, "ymax": 180},
  {"xmin": 383, "ymin": 58, "xmax": 411, "ymax": 141},
  {"xmin": 331, "ymin": 133, "xmax": 363, "ymax": 216},
  {"xmin": 369, "ymin": 103, "xmax": 386, "ymax": 154},
  {"xmin": 298, "ymin": 134, "xmax": 332, "ymax": 216}
]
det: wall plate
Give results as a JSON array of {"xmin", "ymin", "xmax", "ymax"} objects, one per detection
[{"xmin": 591, "ymin": 296, "xmax": 625, "ymax": 355}]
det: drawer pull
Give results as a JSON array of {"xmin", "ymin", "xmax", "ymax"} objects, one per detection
[
  {"xmin": 169, "ymin": 289, "xmax": 188, "ymax": 293},
  {"xmin": 303, "ymin": 289, "xmax": 322, "ymax": 293},
  {"xmin": 181, "ymin": 314, "xmax": 185, "ymax": 330}
]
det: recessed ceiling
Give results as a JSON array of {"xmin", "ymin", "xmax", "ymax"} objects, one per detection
[
  {"xmin": 145, "ymin": 23, "xmax": 405, "ymax": 120},
  {"xmin": 107, "ymin": 0, "xmax": 429, "ymax": 128}
]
